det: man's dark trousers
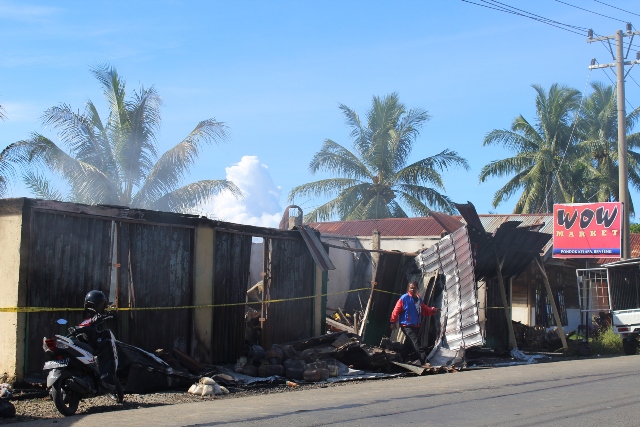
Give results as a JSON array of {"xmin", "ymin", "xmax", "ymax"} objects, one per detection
[{"xmin": 400, "ymin": 325, "xmax": 426, "ymax": 364}]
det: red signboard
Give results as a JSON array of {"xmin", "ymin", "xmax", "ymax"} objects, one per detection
[{"xmin": 553, "ymin": 202, "xmax": 622, "ymax": 258}]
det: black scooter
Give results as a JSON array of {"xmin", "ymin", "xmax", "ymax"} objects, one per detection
[{"xmin": 42, "ymin": 313, "xmax": 124, "ymax": 416}]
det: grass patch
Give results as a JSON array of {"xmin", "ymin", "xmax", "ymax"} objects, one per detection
[{"xmin": 589, "ymin": 327, "xmax": 623, "ymax": 355}]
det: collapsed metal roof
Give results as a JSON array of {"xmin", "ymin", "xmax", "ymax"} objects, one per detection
[
  {"xmin": 455, "ymin": 202, "xmax": 552, "ymax": 280},
  {"xmin": 307, "ymin": 216, "xmax": 462, "ymax": 237},
  {"xmin": 455, "ymin": 202, "xmax": 553, "ymax": 256},
  {"xmin": 415, "ymin": 226, "xmax": 482, "ymax": 365}
]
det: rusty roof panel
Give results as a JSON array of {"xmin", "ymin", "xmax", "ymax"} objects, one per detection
[
  {"xmin": 429, "ymin": 211, "xmax": 465, "ymax": 233},
  {"xmin": 596, "ymin": 234, "xmax": 640, "ymax": 264},
  {"xmin": 307, "ymin": 215, "xmax": 463, "ymax": 237}
]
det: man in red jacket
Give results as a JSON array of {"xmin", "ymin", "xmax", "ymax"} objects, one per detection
[{"xmin": 390, "ymin": 281, "xmax": 440, "ymax": 365}]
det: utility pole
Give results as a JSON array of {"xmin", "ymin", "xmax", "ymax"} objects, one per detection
[{"xmin": 588, "ymin": 24, "xmax": 640, "ymax": 259}]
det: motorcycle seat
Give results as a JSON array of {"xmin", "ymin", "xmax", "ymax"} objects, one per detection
[{"xmin": 72, "ymin": 339, "xmax": 94, "ymax": 354}]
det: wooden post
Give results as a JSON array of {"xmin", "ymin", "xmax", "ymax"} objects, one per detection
[
  {"xmin": 359, "ymin": 281, "xmax": 376, "ymax": 337},
  {"xmin": 495, "ymin": 253, "xmax": 518, "ymax": 349},
  {"xmin": 534, "ymin": 256, "xmax": 569, "ymax": 351},
  {"xmin": 371, "ymin": 230, "xmax": 380, "ymax": 279}
]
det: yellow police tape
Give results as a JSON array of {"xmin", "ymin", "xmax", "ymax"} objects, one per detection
[{"xmin": 0, "ymin": 287, "xmax": 404, "ymax": 313}]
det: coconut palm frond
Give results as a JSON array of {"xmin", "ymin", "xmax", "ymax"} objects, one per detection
[
  {"xmin": 134, "ymin": 119, "xmax": 227, "ymax": 206},
  {"xmin": 148, "ymin": 179, "xmax": 242, "ymax": 213},
  {"xmin": 22, "ymin": 171, "xmax": 66, "ymax": 201},
  {"xmin": 396, "ymin": 185, "xmax": 456, "ymax": 215},
  {"xmin": 308, "ymin": 139, "xmax": 371, "ymax": 180},
  {"xmin": 289, "ymin": 178, "xmax": 362, "ymax": 202}
]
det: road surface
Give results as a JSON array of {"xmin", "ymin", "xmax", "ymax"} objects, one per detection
[{"xmin": 19, "ymin": 355, "xmax": 640, "ymax": 427}]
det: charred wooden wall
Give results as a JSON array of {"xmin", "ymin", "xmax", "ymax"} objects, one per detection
[
  {"xmin": 262, "ymin": 237, "xmax": 315, "ymax": 347},
  {"xmin": 24, "ymin": 208, "xmax": 195, "ymax": 375},
  {"xmin": 26, "ymin": 210, "xmax": 113, "ymax": 374},
  {"xmin": 11, "ymin": 198, "xmax": 322, "ymax": 377},
  {"xmin": 116, "ymin": 222, "xmax": 194, "ymax": 355},
  {"xmin": 211, "ymin": 230, "xmax": 252, "ymax": 363}
]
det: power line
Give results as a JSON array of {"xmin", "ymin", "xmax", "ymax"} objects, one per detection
[
  {"xmin": 594, "ymin": 0, "xmax": 640, "ymax": 18},
  {"xmin": 461, "ymin": 0, "xmax": 588, "ymax": 36},
  {"xmin": 485, "ymin": 0, "xmax": 589, "ymax": 30},
  {"xmin": 629, "ymin": 73, "xmax": 640, "ymax": 91},
  {"xmin": 555, "ymin": 0, "xmax": 628, "ymax": 23},
  {"xmin": 539, "ymin": 68, "xmax": 593, "ymax": 214}
]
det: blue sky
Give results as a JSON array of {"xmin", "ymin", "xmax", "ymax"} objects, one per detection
[{"xmin": 2, "ymin": 0, "xmax": 640, "ymax": 226}]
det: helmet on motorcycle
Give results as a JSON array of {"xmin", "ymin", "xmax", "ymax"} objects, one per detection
[{"xmin": 84, "ymin": 290, "xmax": 107, "ymax": 314}]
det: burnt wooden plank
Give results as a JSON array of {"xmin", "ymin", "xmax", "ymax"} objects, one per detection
[
  {"xmin": 124, "ymin": 223, "xmax": 193, "ymax": 354},
  {"xmin": 262, "ymin": 237, "xmax": 315, "ymax": 348},
  {"xmin": 212, "ymin": 231, "xmax": 251, "ymax": 363}
]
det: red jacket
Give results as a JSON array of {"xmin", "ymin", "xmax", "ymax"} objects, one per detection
[{"xmin": 390, "ymin": 293, "xmax": 438, "ymax": 327}]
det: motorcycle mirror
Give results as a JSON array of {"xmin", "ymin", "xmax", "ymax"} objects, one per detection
[{"xmin": 56, "ymin": 319, "xmax": 68, "ymax": 325}]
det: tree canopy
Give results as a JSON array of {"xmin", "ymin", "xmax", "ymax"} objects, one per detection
[
  {"xmin": 480, "ymin": 82, "xmax": 640, "ymax": 214},
  {"xmin": 8, "ymin": 65, "xmax": 241, "ymax": 212},
  {"xmin": 289, "ymin": 93, "xmax": 469, "ymax": 221}
]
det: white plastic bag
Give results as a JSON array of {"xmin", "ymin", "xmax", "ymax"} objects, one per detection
[
  {"xmin": 200, "ymin": 377, "xmax": 216, "ymax": 385},
  {"xmin": 193, "ymin": 383, "xmax": 204, "ymax": 395},
  {"xmin": 201, "ymin": 384, "xmax": 214, "ymax": 396}
]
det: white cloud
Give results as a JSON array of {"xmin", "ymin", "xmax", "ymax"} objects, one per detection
[
  {"xmin": 0, "ymin": 1, "xmax": 59, "ymax": 22},
  {"xmin": 198, "ymin": 156, "xmax": 283, "ymax": 228}
]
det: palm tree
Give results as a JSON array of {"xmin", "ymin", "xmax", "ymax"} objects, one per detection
[
  {"xmin": 11, "ymin": 65, "xmax": 241, "ymax": 212},
  {"xmin": 288, "ymin": 93, "xmax": 469, "ymax": 221},
  {"xmin": 577, "ymin": 81, "xmax": 640, "ymax": 209},
  {"xmin": 479, "ymin": 84, "xmax": 582, "ymax": 213}
]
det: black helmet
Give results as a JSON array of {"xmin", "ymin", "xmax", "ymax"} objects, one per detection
[{"xmin": 84, "ymin": 290, "xmax": 107, "ymax": 314}]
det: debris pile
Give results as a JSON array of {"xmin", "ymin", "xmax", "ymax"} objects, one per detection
[
  {"xmin": 234, "ymin": 332, "xmax": 402, "ymax": 382},
  {"xmin": 512, "ymin": 321, "xmax": 565, "ymax": 351}
]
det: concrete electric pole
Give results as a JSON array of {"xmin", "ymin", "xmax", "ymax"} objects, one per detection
[{"xmin": 588, "ymin": 24, "xmax": 640, "ymax": 259}]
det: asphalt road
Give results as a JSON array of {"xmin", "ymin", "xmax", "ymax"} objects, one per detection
[{"xmin": 18, "ymin": 355, "xmax": 640, "ymax": 427}]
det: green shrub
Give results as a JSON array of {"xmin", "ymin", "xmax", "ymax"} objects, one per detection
[{"xmin": 590, "ymin": 327, "xmax": 623, "ymax": 355}]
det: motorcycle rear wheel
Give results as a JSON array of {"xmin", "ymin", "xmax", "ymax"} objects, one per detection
[{"xmin": 51, "ymin": 382, "xmax": 80, "ymax": 416}]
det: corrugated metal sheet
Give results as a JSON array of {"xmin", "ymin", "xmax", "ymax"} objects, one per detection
[
  {"xmin": 211, "ymin": 231, "xmax": 252, "ymax": 363},
  {"xmin": 26, "ymin": 210, "xmax": 113, "ymax": 374},
  {"xmin": 415, "ymin": 226, "xmax": 483, "ymax": 360},
  {"xmin": 297, "ymin": 225, "xmax": 335, "ymax": 271},
  {"xmin": 456, "ymin": 213, "xmax": 554, "ymax": 255},
  {"xmin": 459, "ymin": 215, "xmax": 552, "ymax": 281},
  {"xmin": 262, "ymin": 237, "xmax": 316, "ymax": 347},
  {"xmin": 307, "ymin": 216, "xmax": 458, "ymax": 237}
]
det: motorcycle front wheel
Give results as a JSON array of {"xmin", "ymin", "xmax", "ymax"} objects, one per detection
[
  {"xmin": 111, "ymin": 378, "xmax": 124, "ymax": 404},
  {"xmin": 51, "ymin": 381, "xmax": 80, "ymax": 416}
]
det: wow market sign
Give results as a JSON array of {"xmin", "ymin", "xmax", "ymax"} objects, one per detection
[{"xmin": 553, "ymin": 202, "xmax": 622, "ymax": 259}]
